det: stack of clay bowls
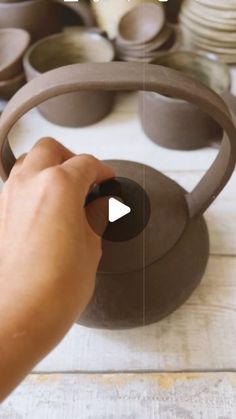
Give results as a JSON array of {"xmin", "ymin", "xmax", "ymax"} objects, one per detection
[
  {"xmin": 115, "ymin": 3, "xmax": 178, "ymax": 63},
  {"xmin": 179, "ymin": 0, "xmax": 236, "ymax": 64},
  {"xmin": 0, "ymin": 28, "xmax": 30, "ymax": 100},
  {"xmin": 91, "ymin": 0, "xmax": 157, "ymax": 39}
]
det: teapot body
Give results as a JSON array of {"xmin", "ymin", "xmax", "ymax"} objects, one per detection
[{"xmin": 79, "ymin": 160, "xmax": 209, "ymax": 330}]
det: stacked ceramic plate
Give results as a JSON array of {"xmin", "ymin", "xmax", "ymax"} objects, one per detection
[
  {"xmin": 179, "ymin": 0, "xmax": 236, "ymax": 63},
  {"xmin": 115, "ymin": 3, "xmax": 177, "ymax": 63}
]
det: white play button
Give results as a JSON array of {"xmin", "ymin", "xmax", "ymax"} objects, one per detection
[{"xmin": 108, "ymin": 198, "xmax": 131, "ymax": 223}]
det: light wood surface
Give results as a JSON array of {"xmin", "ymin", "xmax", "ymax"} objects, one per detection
[
  {"xmin": 0, "ymin": 68, "xmax": 236, "ymax": 417},
  {"xmin": 2, "ymin": 373, "xmax": 236, "ymax": 418}
]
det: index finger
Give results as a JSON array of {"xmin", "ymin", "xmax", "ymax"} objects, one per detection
[{"xmin": 62, "ymin": 154, "xmax": 115, "ymax": 197}]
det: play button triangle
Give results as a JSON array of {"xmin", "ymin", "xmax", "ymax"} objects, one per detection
[{"xmin": 108, "ymin": 198, "xmax": 131, "ymax": 223}]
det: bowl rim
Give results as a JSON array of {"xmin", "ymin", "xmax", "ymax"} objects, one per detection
[
  {"xmin": 149, "ymin": 50, "xmax": 231, "ymax": 102},
  {"xmin": 0, "ymin": 28, "xmax": 31, "ymax": 77},
  {"xmin": 23, "ymin": 30, "xmax": 115, "ymax": 75}
]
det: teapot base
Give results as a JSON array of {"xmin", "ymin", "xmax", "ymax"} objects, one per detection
[{"xmin": 79, "ymin": 213, "xmax": 209, "ymax": 330}]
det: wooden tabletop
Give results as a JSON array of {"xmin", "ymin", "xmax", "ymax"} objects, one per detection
[{"xmin": 1, "ymin": 68, "xmax": 236, "ymax": 418}]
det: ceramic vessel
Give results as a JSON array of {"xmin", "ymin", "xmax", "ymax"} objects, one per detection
[
  {"xmin": 115, "ymin": 25, "xmax": 180, "ymax": 63},
  {"xmin": 117, "ymin": 3, "xmax": 165, "ymax": 45},
  {"xmin": 0, "ymin": 62, "xmax": 235, "ymax": 329},
  {"xmin": 180, "ymin": 0, "xmax": 236, "ymax": 63},
  {"xmin": 0, "ymin": 28, "xmax": 30, "ymax": 81},
  {"xmin": 139, "ymin": 51, "xmax": 234, "ymax": 150},
  {"xmin": 0, "ymin": 0, "xmax": 94, "ymax": 41},
  {"xmin": 91, "ymin": 0, "xmax": 157, "ymax": 39},
  {"xmin": 23, "ymin": 31, "xmax": 115, "ymax": 127}
]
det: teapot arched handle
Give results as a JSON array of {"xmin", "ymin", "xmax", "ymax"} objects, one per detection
[{"xmin": 0, "ymin": 62, "xmax": 235, "ymax": 218}]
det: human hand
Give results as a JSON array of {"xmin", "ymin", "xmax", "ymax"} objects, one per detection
[{"xmin": 0, "ymin": 138, "xmax": 114, "ymax": 400}]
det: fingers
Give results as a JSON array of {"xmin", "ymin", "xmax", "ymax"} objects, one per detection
[
  {"xmin": 9, "ymin": 154, "xmax": 27, "ymax": 177},
  {"xmin": 12, "ymin": 139, "xmax": 115, "ymax": 203},
  {"xmin": 22, "ymin": 138, "xmax": 74, "ymax": 173},
  {"xmin": 62, "ymin": 154, "xmax": 115, "ymax": 197},
  {"xmin": 86, "ymin": 198, "xmax": 109, "ymax": 237}
]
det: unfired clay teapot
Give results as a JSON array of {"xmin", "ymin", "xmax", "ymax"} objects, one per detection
[{"xmin": 0, "ymin": 62, "xmax": 235, "ymax": 330}]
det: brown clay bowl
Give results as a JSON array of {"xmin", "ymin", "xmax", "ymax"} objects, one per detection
[
  {"xmin": 117, "ymin": 3, "xmax": 165, "ymax": 46},
  {"xmin": 23, "ymin": 31, "xmax": 115, "ymax": 127},
  {"xmin": 116, "ymin": 27, "xmax": 180, "ymax": 63},
  {"xmin": 116, "ymin": 25, "xmax": 173, "ymax": 55},
  {"xmin": 0, "ymin": 73, "xmax": 25, "ymax": 100},
  {"xmin": 153, "ymin": 51, "xmax": 231, "ymax": 94},
  {"xmin": 0, "ymin": 28, "xmax": 30, "ymax": 82},
  {"xmin": 0, "ymin": 0, "xmax": 95, "ymax": 41},
  {"xmin": 139, "ymin": 51, "xmax": 232, "ymax": 150}
]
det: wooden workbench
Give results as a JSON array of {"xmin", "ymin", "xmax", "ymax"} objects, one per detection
[{"xmin": 1, "ymin": 68, "xmax": 236, "ymax": 418}]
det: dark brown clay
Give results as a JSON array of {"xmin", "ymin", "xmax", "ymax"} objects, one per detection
[
  {"xmin": 117, "ymin": 3, "xmax": 165, "ymax": 45},
  {"xmin": 82, "ymin": 162, "xmax": 209, "ymax": 329},
  {"xmin": 0, "ymin": 28, "xmax": 30, "ymax": 81},
  {"xmin": 0, "ymin": 62, "xmax": 235, "ymax": 329},
  {"xmin": 0, "ymin": 0, "xmax": 95, "ymax": 41},
  {"xmin": 0, "ymin": 73, "xmax": 25, "ymax": 100},
  {"xmin": 23, "ymin": 31, "xmax": 115, "ymax": 127},
  {"xmin": 165, "ymin": 0, "xmax": 183, "ymax": 23},
  {"xmin": 139, "ymin": 51, "xmax": 233, "ymax": 150}
]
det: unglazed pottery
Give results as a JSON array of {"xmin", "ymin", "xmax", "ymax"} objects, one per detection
[
  {"xmin": 91, "ymin": 0, "xmax": 157, "ymax": 39},
  {"xmin": 139, "ymin": 51, "xmax": 235, "ymax": 150},
  {"xmin": 0, "ymin": 28, "xmax": 30, "ymax": 81},
  {"xmin": 114, "ymin": 2, "xmax": 180, "ymax": 64},
  {"xmin": 23, "ymin": 31, "xmax": 115, "ymax": 127},
  {"xmin": 116, "ymin": 24, "xmax": 173, "ymax": 53},
  {"xmin": 180, "ymin": 0, "xmax": 236, "ymax": 63},
  {"xmin": 117, "ymin": 3, "xmax": 165, "ymax": 45},
  {"xmin": 115, "ymin": 25, "xmax": 179, "ymax": 63},
  {"xmin": 0, "ymin": 62, "xmax": 235, "ymax": 329},
  {"xmin": 0, "ymin": 73, "xmax": 25, "ymax": 100},
  {"xmin": 0, "ymin": 0, "xmax": 94, "ymax": 41}
]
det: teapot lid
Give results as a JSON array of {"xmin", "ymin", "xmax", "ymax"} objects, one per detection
[{"xmin": 99, "ymin": 159, "xmax": 188, "ymax": 274}]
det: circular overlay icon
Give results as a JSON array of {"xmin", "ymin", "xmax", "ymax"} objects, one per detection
[{"xmin": 85, "ymin": 177, "xmax": 151, "ymax": 242}]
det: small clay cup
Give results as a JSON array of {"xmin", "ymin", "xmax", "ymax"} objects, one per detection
[
  {"xmin": 0, "ymin": 28, "xmax": 30, "ymax": 81},
  {"xmin": 117, "ymin": 3, "xmax": 165, "ymax": 46},
  {"xmin": 23, "ymin": 31, "xmax": 115, "ymax": 127},
  {"xmin": 139, "ymin": 51, "xmax": 232, "ymax": 150},
  {"xmin": 0, "ymin": 73, "xmax": 25, "ymax": 100},
  {"xmin": 0, "ymin": 0, "xmax": 95, "ymax": 41}
]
